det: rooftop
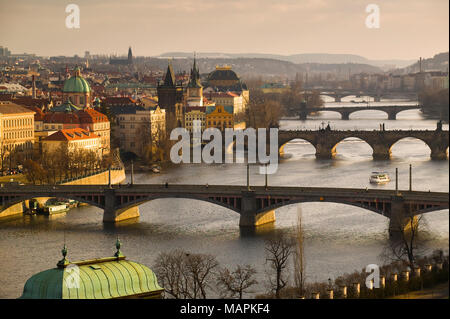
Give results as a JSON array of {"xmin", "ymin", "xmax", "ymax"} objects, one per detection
[
  {"xmin": 0, "ymin": 101, "xmax": 36, "ymax": 115},
  {"xmin": 20, "ymin": 239, "xmax": 164, "ymax": 299},
  {"xmin": 43, "ymin": 128, "xmax": 99, "ymax": 142}
]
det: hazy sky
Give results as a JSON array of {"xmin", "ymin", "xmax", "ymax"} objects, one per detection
[{"xmin": 1, "ymin": 0, "xmax": 448, "ymax": 60}]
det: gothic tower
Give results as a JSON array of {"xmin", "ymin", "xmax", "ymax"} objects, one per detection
[
  {"xmin": 157, "ymin": 62, "xmax": 184, "ymax": 131},
  {"xmin": 128, "ymin": 46, "xmax": 133, "ymax": 64},
  {"xmin": 186, "ymin": 54, "xmax": 203, "ymax": 106}
]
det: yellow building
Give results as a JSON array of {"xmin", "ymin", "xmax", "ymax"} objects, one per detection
[
  {"xmin": 42, "ymin": 127, "xmax": 102, "ymax": 157},
  {"xmin": 0, "ymin": 102, "xmax": 35, "ymax": 164},
  {"xmin": 206, "ymin": 105, "xmax": 233, "ymax": 131}
]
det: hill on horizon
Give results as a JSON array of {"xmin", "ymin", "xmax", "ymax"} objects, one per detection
[{"xmin": 156, "ymin": 52, "xmax": 415, "ymax": 69}]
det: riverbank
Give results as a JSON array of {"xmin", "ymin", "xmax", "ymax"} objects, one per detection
[{"xmin": 391, "ymin": 282, "xmax": 449, "ymax": 299}]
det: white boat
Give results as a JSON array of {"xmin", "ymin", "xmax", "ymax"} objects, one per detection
[
  {"xmin": 43, "ymin": 203, "xmax": 69, "ymax": 215},
  {"xmin": 370, "ymin": 172, "xmax": 391, "ymax": 184}
]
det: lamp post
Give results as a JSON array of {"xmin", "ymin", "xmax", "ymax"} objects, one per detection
[
  {"xmin": 247, "ymin": 164, "xmax": 250, "ymax": 190},
  {"xmin": 395, "ymin": 167, "xmax": 398, "ymax": 194},
  {"xmin": 409, "ymin": 164, "xmax": 412, "ymax": 191},
  {"xmin": 131, "ymin": 160, "xmax": 134, "ymax": 186},
  {"xmin": 265, "ymin": 163, "xmax": 268, "ymax": 190}
]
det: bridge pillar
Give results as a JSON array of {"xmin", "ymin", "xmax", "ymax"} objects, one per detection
[
  {"xmin": 299, "ymin": 111, "xmax": 308, "ymax": 121},
  {"xmin": 341, "ymin": 112, "xmax": 350, "ymax": 120},
  {"xmin": 430, "ymin": 145, "xmax": 448, "ymax": 160},
  {"xmin": 239, "ymin": 191, "xmax": 275, "ymax": 227},
  {"xmin": 103, "ymin": 189, "xmax": 140, "ymax": 223},
  {"xmin": 388, "ymin": 196, "xmax": 417, "ymax": 239},
  {"xmin": 334, "ymin": 95, "xmax": 341, "ymax": 102},
  {"xmin": 372, "ymin": 144, "xmax": 391, "ymax": 160},
  {"xmin": 374, "ymin": 95, "xmax": 381, "ymax": 102},
  {"xmin": 315, "ymin": 143, "xmax": 336, "ymax": 159},
  {"xmin": 387, "ymin": 112, "xmax": 397, "ymax": 120}
]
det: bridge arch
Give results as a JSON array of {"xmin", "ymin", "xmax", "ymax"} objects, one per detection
[
  {"xmin": 278, "ymin": 137, "xmax": 316, "ymax": 156},
  {"xmin": 114, "ymin": 194, "xmax": 242, "ymax": 215},
  {"xmin": 332, "ymin": 136, "xmax": 374, "ymax": 158},
  {"xmin": 314, "ymin": 109, "xmax": 344, "ymax": 119},
  {"xmin": 0, "ymin": 194, "xmax": 105, "ymax": 213},
  {"xmin": 254, "ymin": 197, "xmax": 391, "ymax": 217},
  {"xmin": 347, "ymin": 109, "xmax": 389, "ymax": 120},
  {"xmin": 389, "ymin": 136, "xmax": 433, "ymax": 158}
]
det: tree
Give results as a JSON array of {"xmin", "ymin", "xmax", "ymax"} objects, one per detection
[
  {"xmin": 293, "ymin": 205, "xmax": 306, "ymax": 297},
  {"xmin": 153, "ymin": 249, "xmax": 219, "ymax": 299},
  {"xmin": 243, "ymin": 88, "xmax": 284, "ymax": 128},
  {"xmin": 216, "ymin": 264, "xmax": 258, "ymax": 299},
  {"xmin": 265, "ymin": 231, "xmax": 294, "ymax": 298},
  {"xmin": 153, "ymin": 249, "xmax": 185, "ymax": 299},
  {"xmin": 382, "ymin": 215, "xmax": 428, "ymax": 269},
  {"xmin": 184, "ymin": 252, "xmax": 219, "ymax": 299}
]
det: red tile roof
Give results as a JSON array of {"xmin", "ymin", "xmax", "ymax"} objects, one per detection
[
  {"xmin": 77, "ymin": 108, "xmax": 109, "ymax": 123},
  {"xmin": 44, "ymin": 112, "xmax": 80, "ymax": 124},
  {"xmin": 44, "ymin": 128, "xmax": 99, "ymax": 142}
]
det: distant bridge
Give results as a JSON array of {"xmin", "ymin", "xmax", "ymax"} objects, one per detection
[
  {"xmin": 301, "ymin": 89, "xmax": 417, "ymax": 102},
  {"xmin": 0, "ymin": 184, "xmax": 448, "ymax": 237},
  {"xmin": 297, "ymin": 104, "xmax": 421, "ymax": 120},
  {"xmin": 278, "ymin": 127, "xmax": 449, "ymax": 160}
]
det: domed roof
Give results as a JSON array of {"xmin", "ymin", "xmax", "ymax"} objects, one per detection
[
  {"xmin": 20, "ymin": 242, "xmax": 164, "ymax": 299},
  {"xmin": 63, "ymin": 68, "xmax": 91, "ymax": 93},
  {"xmin": 208, "ymin": 66, "xmax": 239, "ymax": 82}
]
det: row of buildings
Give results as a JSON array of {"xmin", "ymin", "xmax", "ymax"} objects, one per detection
[{"xmin": 0, "ymin": 57, "xmax": 250, "ymax": 167}]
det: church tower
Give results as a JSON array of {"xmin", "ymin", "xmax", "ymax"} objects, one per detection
[
  {"xmin": 128, "ymin": 46, "xmax": 133, "ymax": 64},
  {"xmin": 186, "ymin": 54, "xmax": 203, "ymax": 107},
  {"xmin": 157, "ymin": 61, "xmax": 184, "ymax": 131}
]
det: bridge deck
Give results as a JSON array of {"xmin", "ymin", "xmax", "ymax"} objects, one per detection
[{"xmin": 1, "ymin": 184, "xmax": 448, "ymax": 203}]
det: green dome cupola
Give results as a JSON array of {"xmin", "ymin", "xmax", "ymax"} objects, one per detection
[
  {"xmin": 63, "ymin": 67, "xmax": 91, "ymax": 93},
  {"xmin": 20, "ymin": 241, "xmax": 164, "ymax": 299}
]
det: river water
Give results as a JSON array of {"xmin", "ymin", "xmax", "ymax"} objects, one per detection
[{"xmin": 0, "ymin": 96, "xmax": 448, "ymax": 298}]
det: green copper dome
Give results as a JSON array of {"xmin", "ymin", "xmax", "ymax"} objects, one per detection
[
  {"xmin": 20, "ymin": 242, "xmax": 164, "ymax": 299},
  {"xmin": 63, "ymin": 68, "xmax": 91, "ymax": 93},
  {"xmin": 20, "ymin": 257, "xmax": 164, "ymax": 299}
]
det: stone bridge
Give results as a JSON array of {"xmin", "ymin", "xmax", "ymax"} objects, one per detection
[
  {"xmin": 302, "ymin": 89, "xmax": 416, "ymax": 102},
  {"xmin": 0, "ymin": 184, "xmax": 448, "ymax": 238},
  {"xmin": 278, "ymin": 128, "xmax": 449, "ymax": 160},
  {"xmin": 298, "ymin": 105, "xmax": 421, "ymax": 120}
]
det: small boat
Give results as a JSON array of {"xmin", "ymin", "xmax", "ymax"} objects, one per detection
[
  {"xmin": 151, "ymin": 165, "xmax": 161, "ymax": 173},
  {"xmin": 42, "ymin": 203, "xmax": 69, "ymax": 215},
  {"xmin": 370, "ymin": 172, "xmax": 391, "ymax": 184}
]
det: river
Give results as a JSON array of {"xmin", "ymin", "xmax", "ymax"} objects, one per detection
[{"xmin": 0, "ymin": 96, "xmax": 448, "ymax": 298}]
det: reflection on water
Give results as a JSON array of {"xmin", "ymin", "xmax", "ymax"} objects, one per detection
[{"xmin": 0, "ymin": 101, "xmax": 448, "ymax": 298}]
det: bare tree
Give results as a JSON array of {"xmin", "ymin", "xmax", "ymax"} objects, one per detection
[
  {"xmin": 265, "ymin": 231, "xmax": 294, "ymax": 298},
  {"xmin": 216, "ymin": 264, "xmax": 258, "ymax": 299},
  {"xmin": 153, "ymin": 249, "xmax": 219, "ymax": 299},
  {"xmin": 153, "ymin": 249, "xmax": 185, "ymax": 299},
  {"xmin": 293, "ymin": 205, "xmax": 306, "ymax": 297},
  {"xmin": 184, "ymin": 253, "xmax": 219, "ymax": 299},
  {"xmin": 382, "ymin": 215, "xmax": 428, "ymax": 269}
]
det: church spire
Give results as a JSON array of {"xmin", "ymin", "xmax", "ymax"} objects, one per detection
[
  {"xmin": 188, "ymin": 53, "xmax": 201, "ymax": 88},
  {"xmin": 128, "ymin": 46, "xmax": 133, "ymax": 62},
  {"xmin": 163, "ymin": 61, "xmax": 176, "ymax": 87}
]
